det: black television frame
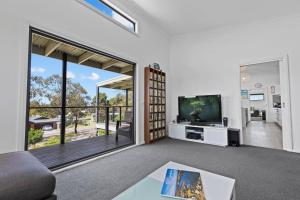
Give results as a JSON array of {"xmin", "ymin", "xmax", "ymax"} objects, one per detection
[{"xmin": 178, "ymin": 95, "xmax": 222, "ymax": 125}]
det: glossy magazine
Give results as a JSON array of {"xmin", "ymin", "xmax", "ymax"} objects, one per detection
[{"xmin": 160, "ymin": 169, "xmax": 206, "ymax": 200}]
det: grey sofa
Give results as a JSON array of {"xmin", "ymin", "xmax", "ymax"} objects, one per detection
[{"xmin": 0, "ymin": 151, "xmax": 57, "ymax": 200}]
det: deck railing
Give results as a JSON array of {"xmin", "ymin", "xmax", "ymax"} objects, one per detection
[
  {"xmin": 96, "ymin": 105, "xmax": 133, "ymax": 135},
  {"xmin": 29, "ymin": 105, "xmax": 133, "ymax": 136}
]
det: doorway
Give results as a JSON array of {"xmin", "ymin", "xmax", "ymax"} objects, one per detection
[{"xmin": 240, "ymin": 58, "xmax": 293, "ymax": 150}]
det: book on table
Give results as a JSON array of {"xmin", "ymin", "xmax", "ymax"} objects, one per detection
[{"xmin": 160, "ymin": 168, "xmax": 206, "ymax": 200}]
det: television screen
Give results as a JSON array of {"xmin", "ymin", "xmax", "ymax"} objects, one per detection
[
  {"xmin": 178, "ymin": 95, "xmax": 222, "ymax": 124},
  {"xmin": 249, "ymin": 94, "xmax": 264, "ymax": 101}
]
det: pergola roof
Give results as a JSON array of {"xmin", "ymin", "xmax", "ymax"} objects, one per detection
[
  {"xmin": 97, "ymin": 75, "xmax": 133, "ymax": 91},
  {"xmin": 32, "ymin": 33, "xmax": 134, "ymax": 76},
  {"xmin": 29, "ymin": 116, "xmax": 60, "ymax": 124}
]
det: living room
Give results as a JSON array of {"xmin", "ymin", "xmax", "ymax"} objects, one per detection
[{"xmin": 1, "ymin": 0, "xmax": 300, "ymax": 200}]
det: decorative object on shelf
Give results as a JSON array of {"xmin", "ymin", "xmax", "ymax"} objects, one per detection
[
  {"xmin": 149, "ymin": 63, "xmax": 160, "ymax": 70},
  {"xmin": 144, "ymin": 66, "xmax": 166, "ymax": 144}
]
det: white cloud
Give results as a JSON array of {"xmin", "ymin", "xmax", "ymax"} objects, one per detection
[
  {"xmin": 80, "ymin": 74, "xmax": 87, "ymax": 79},
  {"xmin": 32, "ymin": 67, "xmax": 46, "ymax": 73},
  {"xmin": 67, "ymin": 71, "xmax": 76, "ymax": 79},
  {"xmin": 79, "ymin": 73, "xmax": 100, "ymax": 81},
  {"xmin": 88, "ymin": 72, "xmax": 100, "ymax": 81}
]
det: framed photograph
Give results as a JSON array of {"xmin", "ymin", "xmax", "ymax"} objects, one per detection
[{"xmin": 241, "ymin": 90, "xmax": 248, "ymax": 99}]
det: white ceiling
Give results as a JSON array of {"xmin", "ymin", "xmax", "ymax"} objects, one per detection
[{"xmin": 129, "ymin": 0, "xmax": 300, "ymax": 35}]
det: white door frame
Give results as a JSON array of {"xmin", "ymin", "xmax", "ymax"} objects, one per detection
[{"xmin": 238, "ymin": 55, "xmax": 293, "ymax": 151}]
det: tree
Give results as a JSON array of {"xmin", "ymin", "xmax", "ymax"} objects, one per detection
[
  {"xmin": 108, "ymin": 92, "xmax": 134, "ymax": 121},
  {"xmin": 30, "ymin": 74, "xmax": 91, "ymax": 134},
  {"xmin": 91, "ymin": 92, "xmax": 108, "ymax": 123},
  {"xmin": 91, "ymin": 92, "xmax": 108, "ymax": 106},
  {"xmin": 30, "ymin": 75, "xmax": 62, "ymax": 118},
  {"xmin": 109, "ymin": 93, "xmax": 125, "ymax": 106},
  {"xmin": 108, "ymin": 91, "xmax": 133, "ymax": 107},
  {"xmin": 44, "ymin": 74, "xmax": 63, "ymax": 107},
  {"xmin": 45, "ymin": 75, "xmax": 91, "ymax": 134},
  {"xmin": 30, "ymin": 76, "xmax": 47, "ymax": 104},
  {"xmin": 127, "ymin": 90, "xmax": 133, "ymax": 106},
  {"xmin": 66, "ymin": 82, "xmax": 90, "ymax": 133}
]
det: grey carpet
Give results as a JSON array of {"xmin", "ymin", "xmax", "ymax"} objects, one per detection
[{"xmin": 55, "ymin": 138, "xmax": 300, "ymax": 200}]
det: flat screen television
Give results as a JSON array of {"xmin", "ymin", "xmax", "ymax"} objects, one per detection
[
  {"xmin": 249, "ymin": 93, "xmax": 264, "ymax": 101},
  {"xmin": 178, "ymin": 95, "xmax": 222, "ymax": 125}
]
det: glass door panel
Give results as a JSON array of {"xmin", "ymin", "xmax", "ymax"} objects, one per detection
[{"xmin": 28, "ymin": 54, "xmax": 62, "ymax": 149}]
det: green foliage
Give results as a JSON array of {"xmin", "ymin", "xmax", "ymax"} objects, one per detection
[
  {"xmin": 43, "ymin": 136, "xmax": 60, "ymax": 147},
  {"xmin": 191, "ymin": 100, "xmax": 205, "ymax": 112},
  {"xmin": 114, "ymin": 115, "xmax": 122, "ymax": 122},
  {"xmin": 28, "ymin": 129, "xmax": 43, "ymax": 146},
  {"xmin": 97, "ymin": 129, "xmax": 112, "ymax": 136},
  {"xmin": 43, "ymin": 133, "xmax": 78, "ymax": 147},
  {"xmin": 31, "ymin": 74, "xmax": 91, "ymax": 133},
  {"xmin": 30, "ymin": 76, "xmax": 47, "ymax": 103},
  {"xmin": 109, "ymin": 93, "xmax": 123, "ymax": 106},
  {"xmin": 66, "ymin": 133, "xmax": 77, "ymax": 138},
  {"xmin": 110, "ymin": 91, "xmax": 133, "ymax": 107},
  {"xmin": 92, "ymin": 92, "xmax": 108, "ymax": 106}
]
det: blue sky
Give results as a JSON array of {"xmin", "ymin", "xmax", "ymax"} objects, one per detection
[
  {"xmin": 85, "ymin": 0, "xmax": 113, "ymax": 16},
  {"xmin": 84, "ymin": 0, "xmax": 135, "ymax": 31},
  {"xmin": 31, "ymin": 54, "xmax": 125, "ymax": 100}
]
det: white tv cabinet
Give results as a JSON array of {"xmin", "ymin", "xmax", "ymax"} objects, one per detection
[{"xmin": 168, "ymin": 123, "xmax": 228, "ymax": 147}]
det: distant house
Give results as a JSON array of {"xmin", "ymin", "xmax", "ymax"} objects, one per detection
[{"xmin": 29, "ymin": 116, "xmax": 60, "ymax": 130}]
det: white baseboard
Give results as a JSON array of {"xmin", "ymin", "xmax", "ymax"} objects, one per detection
[{"xmin": 288, "ymin": 149, "xmax": 300, "ymax": 154}]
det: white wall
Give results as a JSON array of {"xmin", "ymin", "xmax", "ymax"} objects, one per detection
[
  {"xmin": 169, "ymin": 15, "xmax": 300, "ymax": 152},
  {"xmin": 0, "ymin": 0, "xmax": 169, "ymax": 153}
]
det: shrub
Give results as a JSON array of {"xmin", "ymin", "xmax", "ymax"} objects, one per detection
[
  {"xmin": 28, "ymin": 129, "xmax": 43, "ymax": 146},
  {"xmin": 97, "ymin": 129, "xmax": 112, "ymax": 136}
]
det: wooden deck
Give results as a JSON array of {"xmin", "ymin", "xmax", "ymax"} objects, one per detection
[{"xmin": 30, "ymin": 135, "xmax": 133, "ymax": 170}]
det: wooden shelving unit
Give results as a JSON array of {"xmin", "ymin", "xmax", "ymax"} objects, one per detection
[{"xmin": 144, "ymin": 67, "xmax": 166, "ymax": 144}]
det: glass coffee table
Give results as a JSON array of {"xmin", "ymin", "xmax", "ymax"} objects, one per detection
[{"xmin": 113, "ymin": 161, "xmax": 236, "ymax": 200}]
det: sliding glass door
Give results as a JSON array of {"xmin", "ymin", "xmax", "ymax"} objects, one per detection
[
  {"xmin": 26, "ymin": 28, "xmax": 135, "ymax": 154},
  {"xmin": 28, "ymin": 54, "xmax": 63, "ymax": 149}
]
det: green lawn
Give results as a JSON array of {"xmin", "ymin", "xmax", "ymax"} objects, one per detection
[{"xmin": 29, "ymin": 129, "xmax": 112, "ymax": 149}]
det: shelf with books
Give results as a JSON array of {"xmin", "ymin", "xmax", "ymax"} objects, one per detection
[{"xmin": 145, "ymin": 67, "xmax": 167, "ymax": 144}]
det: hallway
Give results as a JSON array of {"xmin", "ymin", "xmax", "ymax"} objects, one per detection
[{"xmin": 243, "ymin": 121, "xmax": 283, "ymax": 150}]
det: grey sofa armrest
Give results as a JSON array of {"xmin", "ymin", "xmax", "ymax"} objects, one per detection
[{"xmin": 0, "ymin": 151, "xmax": 56, "ymax": 200}]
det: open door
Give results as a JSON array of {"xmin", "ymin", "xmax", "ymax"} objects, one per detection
[{"xmin": 279, "ymin": 55, "xmax": 293, "ymax": 151}]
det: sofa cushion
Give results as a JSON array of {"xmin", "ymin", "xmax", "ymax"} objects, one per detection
[{"xmin": 0, "ymin": 151, "xmax": 56, "ymax": 200}]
